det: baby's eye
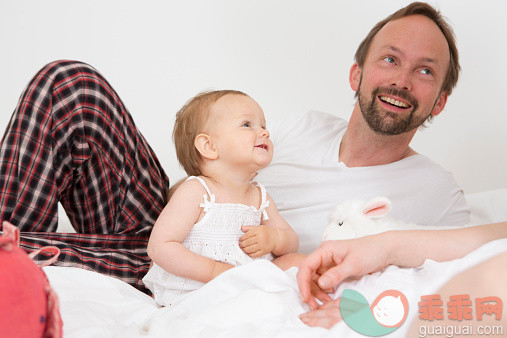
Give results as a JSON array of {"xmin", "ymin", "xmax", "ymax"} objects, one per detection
[
  {"xmin": 382, "ymin": 56, "xmax": 395, "ymax": 64},
  {"xmin": 242, "ymin": 121, "xmax": 251, "ymax": 127}
]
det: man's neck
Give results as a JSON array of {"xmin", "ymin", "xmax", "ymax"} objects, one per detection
[{"xmin": 339, "ymin": 106, "xmax": 417, "ymax": 167}]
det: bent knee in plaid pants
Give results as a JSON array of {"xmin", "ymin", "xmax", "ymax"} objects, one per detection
[{"xmin": 0, "ymin": 60, "xmax": 169, "ymax": 292}]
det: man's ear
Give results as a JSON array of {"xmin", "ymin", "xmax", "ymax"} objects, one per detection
[
  {"xmin": 349, "ymin": 63, "xmax": 361, "ymax": 92},
  {"xmin": 194, "ymin": 134, "xmax": 218, "ymax": 160},
  {"xmin": 430, "ymin": 91, "xmax": 448, "ymax": 117}
]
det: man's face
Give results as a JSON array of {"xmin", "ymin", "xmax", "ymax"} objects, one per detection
[{"xmin": 351, "ymin": 15, "xmax": 450, "ymax": 135}]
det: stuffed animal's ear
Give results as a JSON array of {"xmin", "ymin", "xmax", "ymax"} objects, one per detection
[{"xmin": 361, "ymin": 197, "xmax": 392, "ymax": 219}]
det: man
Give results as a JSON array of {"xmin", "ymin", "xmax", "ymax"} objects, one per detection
[
  {"xmin": 256, "ymin": 1, "xmax": 469, "ymax": 254},
  {"xmin": 265, "ymin": 1, "xmax": 472, "ymax": 329}
]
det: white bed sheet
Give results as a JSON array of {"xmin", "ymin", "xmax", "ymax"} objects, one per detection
[
  {"xmin": 45, "ymin": 189, "xmax": 507, "ymax": 337},
  {"xmin": 44, "ymin": 239, "xmax": 507, "ymax": 338}
]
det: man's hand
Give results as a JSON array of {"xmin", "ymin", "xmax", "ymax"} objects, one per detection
[
  {"xmin": 239, "ymin": 225, "xmax": 279, "ymax": 257},
  {"xmin": 297, "ymin": 234, "xmax": 392, "ymax": 310},
  {"xmin": 299, "ymin": 299, "xmax": 342, "ymax": 329}
]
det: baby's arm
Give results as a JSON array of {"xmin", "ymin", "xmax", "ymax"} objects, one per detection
[
  {"xmin": 147, "ymin": 180, "xmax": 234, "ymax": 282},
  {"xmin": 239, "ymin": 193, "xmax": 299, "ymax": 257}
]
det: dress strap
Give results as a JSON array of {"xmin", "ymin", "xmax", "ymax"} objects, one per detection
[
  {"xmin": 186, "ymin": 176, "xmax": 212, "ymax": 196},
  {"xmin": 254, "ymin": 182, "xmax": 270, "ymax": 221},
  {"xmin": 186, "ymin": 176, "xmax": 215, "ymax": 212}
]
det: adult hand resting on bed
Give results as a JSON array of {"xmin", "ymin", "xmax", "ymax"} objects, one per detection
[
  {"xmin": 297, "ymin": 223, "xmax": 507, "ymax": 328},
  {"xmin": 297, "ymin": 233, "xmax": 396, "ymax": 328},
  {"xmin": 298, "ymin": 234, "xmax": 392, "ymax": 310}
]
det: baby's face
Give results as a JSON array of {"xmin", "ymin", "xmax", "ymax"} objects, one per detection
[{"xmin": 207, "ymin": 94, "xmax": 273, "ymax": 172}]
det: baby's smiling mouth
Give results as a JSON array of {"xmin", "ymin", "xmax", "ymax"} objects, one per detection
[
  {"xmin": 379, "ymin": 96, "xmax": 411, "ymax": 109},
  {"xmin": 255, "ymin": 144, "xmax": 268, "ymax": 150}
]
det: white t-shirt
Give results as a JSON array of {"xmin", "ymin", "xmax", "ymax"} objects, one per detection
[{"xmin": 256, "ymin": 111, "xmax": 470, "ymax": 254}]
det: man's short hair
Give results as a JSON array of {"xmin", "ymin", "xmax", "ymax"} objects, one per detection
[
  {"xmin": 173, "ymin": 90, "xmax": 248, "ymax": 177},
  {"xmin": 354, "ymin": 1, "xmax": 460, "ymax": 95}
]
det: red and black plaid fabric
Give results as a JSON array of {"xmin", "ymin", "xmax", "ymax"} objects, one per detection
[{"xmin": 0, "ymin": 60, "xmax": 169, "ymax": 292}]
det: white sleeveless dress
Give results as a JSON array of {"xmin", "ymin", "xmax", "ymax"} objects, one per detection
[{"xmin": 142, "ymin": 176, "xmax": 273, "ymax": 306}]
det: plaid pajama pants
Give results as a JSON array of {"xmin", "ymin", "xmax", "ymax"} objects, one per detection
[{"xmin": 0, "ymin": 60, "xmax": 169, "ymax": 293}]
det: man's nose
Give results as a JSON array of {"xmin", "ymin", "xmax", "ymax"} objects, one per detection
[{"xmin": 390, "ymin": 68, "xmax": 412, "ymax": 91}]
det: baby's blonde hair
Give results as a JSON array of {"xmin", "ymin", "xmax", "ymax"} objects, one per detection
[{"xmin": 173, "ymin": 90, "xmax": 248, "ymax": 176}]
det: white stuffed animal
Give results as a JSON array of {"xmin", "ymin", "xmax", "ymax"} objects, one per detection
[{"xmin": 322, "ymin": 197, "xmax": 460, "ymax": 241}]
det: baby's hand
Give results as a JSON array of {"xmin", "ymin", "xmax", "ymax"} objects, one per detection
[{"xmin": 239, "ymin": 225, "xmax": 279, "ymax": 257}]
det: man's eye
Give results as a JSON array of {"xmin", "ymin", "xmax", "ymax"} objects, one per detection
[
  {"xmin": 420, "ymin": 68, "xmax": 433, "ymax": 75},
  {"xmin": 383, "ymin": 56, "xmax": 395, "ymax": 64}
]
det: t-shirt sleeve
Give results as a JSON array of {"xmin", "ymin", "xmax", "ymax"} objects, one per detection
[
  {"xmin": 417, "ymin": 158, "xmax": 471, "ymax": 226},
  {"xmin": 383, "ymin": 155, "xmax": 471, "ymax": 227},
  {"xmin": 432, "ymin": 187, "xmax": 471, "ymax": 226}
]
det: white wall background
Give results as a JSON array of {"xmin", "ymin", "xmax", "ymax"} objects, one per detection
[{"xmin": 0, "ymin": 0, "xmax": 505, "ymax": 194}]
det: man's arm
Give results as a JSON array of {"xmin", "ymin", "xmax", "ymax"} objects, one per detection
[
  {"xmin": 297, "ymin": 222, "xmax": 507, "ymax": 328},
  {"xmin": 298, "ymin": 222, "xmax": 507, "ymax": 310}
]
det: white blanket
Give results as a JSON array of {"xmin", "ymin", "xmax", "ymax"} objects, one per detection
[
  {"xmin": 44, "ymin": 238, "xmax": 507, "ymax": 338},
  {"xmin": 44, "ymin": 189, "xmax": 507, "ymax": 337}
]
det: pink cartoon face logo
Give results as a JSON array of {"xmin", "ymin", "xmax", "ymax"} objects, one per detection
[
  {"xmin": 340, "ymin": 289, "xmax": 409, "ymax": 336},
  {"xmin": 371, "ymin": 290, "xmax": 409, "ymax": 328}
]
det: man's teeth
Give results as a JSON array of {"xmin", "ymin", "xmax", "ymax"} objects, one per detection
[{"xmin": 380, "ymin": 96, "xmax": 409, "ymax": 108}]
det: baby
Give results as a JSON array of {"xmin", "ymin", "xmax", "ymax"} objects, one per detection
[{"xmin": 143, "ymin": 90, "xmax": 300, "ymax": 306}]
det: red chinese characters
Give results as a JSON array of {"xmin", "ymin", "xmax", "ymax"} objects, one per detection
[
  {"xmin": 419, "ymin": 294, "xmax": 444, "ymax": 321},
  {"xmin": 447, "ymin": 295, "xmax": 473, "ymax": 320},
  {"xmin": 419, "ymin": 294, "xmax": 503, "ymax": 321},
  {"xmin": 476, "ymin": 297, "xmax": 503, "ymax": 320}
]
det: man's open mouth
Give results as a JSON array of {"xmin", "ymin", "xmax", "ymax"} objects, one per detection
[{"xmin": 379, "ymin": 96, "xmax": 411, "ymax": 109}]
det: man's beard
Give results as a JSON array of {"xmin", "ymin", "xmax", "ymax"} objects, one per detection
[{"xmin": 357, "ymin": 83, "xmax": 431, "ymax": 136}]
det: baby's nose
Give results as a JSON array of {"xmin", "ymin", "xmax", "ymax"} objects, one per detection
[{"xmin": 258, "ymin": 128, "xmax": 270, "ymax": 138}]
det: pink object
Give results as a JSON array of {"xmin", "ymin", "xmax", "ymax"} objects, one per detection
[
  {"xmin": 361, "ymin": 197, "xmax": 392, "ymax": 218},
  {"xmin": 0, "ymin": 221, "xmax": 63, "ymax": 337}
]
